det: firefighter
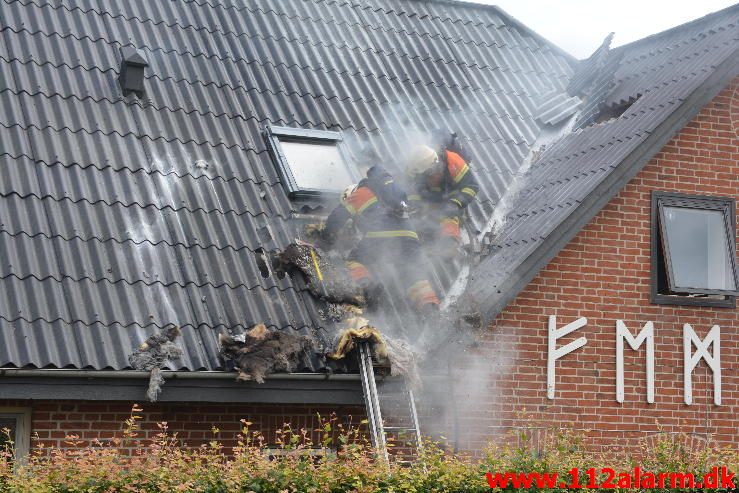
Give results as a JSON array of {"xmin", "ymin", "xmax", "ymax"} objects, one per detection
[
  {"xmin": 405, "ymin": 132, "xmax": 479, "ymax": 254},
  {"xmin": 319, "ymin": 166, "xmax": 440, "ymax": 315}
]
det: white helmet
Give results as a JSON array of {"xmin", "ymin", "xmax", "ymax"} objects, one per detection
[
  {"xmin": 407, "ymin": 145, "xmax": 439, "ymax": 175},
  {"xmin": 341, "ymin": 183, "xmax": 358, "ymax": 205}
]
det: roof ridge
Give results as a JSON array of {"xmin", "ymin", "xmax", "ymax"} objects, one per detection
[
  {"xmin": 472, "ymin": 42, "xmax": 739, "ymax": 324},
  {"xmin": 614, "ymin": 39, "xmax": 735, "ymax": 84},
  {"xmin": 315, "ymin": 0, "xmax": 576, "ymax": 62},
  {"xmin": 8, "ymin": 0, "xmax": 568, "ymax": 87},
  {"xmin": 613, "ymin": 3, "xmax": 739, "ymax": 53},
  {"xmin": 3, "ymin": 25, "xmax": 562, "ymax": 118},
  {"xmin": 617, "ymin": 25, "xmax": 737, "ymax": 68}
]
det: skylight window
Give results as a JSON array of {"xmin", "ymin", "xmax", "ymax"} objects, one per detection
[
  {"xmin": 652, "ymin": 192, "xmax": 739, "ymax": 307},
  {"xmin": 265, "ymin": 126, "xmax": 357, "ymax": 198}
]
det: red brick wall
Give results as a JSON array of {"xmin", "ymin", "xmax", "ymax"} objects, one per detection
[
  {"xmin": 458, "ymin": 78, "xmax": 739, "ymax": 453},
  {"xmin": 0, "ymin": 399, "xmax": 364, "ymax": 453}
]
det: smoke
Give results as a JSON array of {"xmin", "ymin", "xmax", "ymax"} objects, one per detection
[
  {"xmin": 289, "ymin": 95, "xmax": 568, "ymax": 445},
  {"xmin": 478, "ymin": 113, "xmax": 578, "ymax": 240},
  {"xmin": 417, "ymin": 328, "xmax": 518, "ymax": 449}
]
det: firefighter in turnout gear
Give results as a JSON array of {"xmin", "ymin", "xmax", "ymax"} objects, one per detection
[
  {"xmin": 406, "ymin": 133, "xmax": 479, "ymax": 254},
  {"xmin": 320, "ymin": 166, "xmax": 440, "ymax": 314}
]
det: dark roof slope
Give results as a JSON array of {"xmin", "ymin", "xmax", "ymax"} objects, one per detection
[
  {"xmin": 468, "ymin": 4, "xmax": 739, "ymax": 320},
  {"xmin": 0, "ymin": 0, "xmax": 574, "ymax": 371}
]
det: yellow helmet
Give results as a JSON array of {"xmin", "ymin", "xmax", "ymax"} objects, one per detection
[
  {"xmin": 340, "ymin": 183, "xmax": 358, "ymax": 205},
  {"xmin": 407, "ymin": 145, "xmax": 439, "ymax": 175}
]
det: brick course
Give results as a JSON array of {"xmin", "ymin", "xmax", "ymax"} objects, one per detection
[{"xmin": 0, "ymin": 399, "xmax": 364, "ymax": 453}]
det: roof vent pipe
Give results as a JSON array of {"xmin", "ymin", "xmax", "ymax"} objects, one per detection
[{"xmin": 119, "ymin": 46, "xmax": 148, "ymax": 97}]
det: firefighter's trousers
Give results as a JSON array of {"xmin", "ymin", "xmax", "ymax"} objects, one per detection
[{"xmin": 345, "ymin": 236, "xmax": 439, "ymax": 311}]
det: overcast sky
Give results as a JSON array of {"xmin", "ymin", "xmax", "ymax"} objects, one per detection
[{"xmin": 464, "ymin": 0, "xmax": 737, "ymax": 58}]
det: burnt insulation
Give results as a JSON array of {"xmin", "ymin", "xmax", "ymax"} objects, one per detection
[
  {"xmin": 128, "ymin": 325, "xmax": 183, "ymax": 402},
  {"xmin": 276, "ymin": 242, "xmax": 365, "ymax": 306},
  {"xmin": 218, "ymin": 324, "xmax": 314, "ymax": 383}
]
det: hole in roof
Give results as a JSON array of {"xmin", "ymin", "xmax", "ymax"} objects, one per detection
[
  {"xmin": 254, "ymin": 248, "xmax": 270, "ymax": 279},
  {"xmin": 593, "ymin": 95, "xmax": 641, "ymax": 124},
  {"xmin": 271, "ymin": 254, "xmax": 286, "ymax": 280},
  {"xmin": 299, "ymin": 204, "xmax": 325, "ymax": 214}
]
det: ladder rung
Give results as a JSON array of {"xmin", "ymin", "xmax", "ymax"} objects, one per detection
[{"xmin": 357, "ymin": 341, "xmax": 422, "ymax": 462}]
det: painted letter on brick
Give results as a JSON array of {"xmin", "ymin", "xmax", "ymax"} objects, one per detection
[
  {"xmin": 683, "ymin": 324, "xmax": 721, "ymax": 405},
  {"xmin": 616, "ymin": 321, "xmax": 655, "ymax": 403},
  {"xmin": 547, "ymin": 316, "xmax": 587, "ymax": 400}
]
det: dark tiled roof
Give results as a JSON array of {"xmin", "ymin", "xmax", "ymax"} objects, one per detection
[
  {"xmin": 469, "ymin": 4, "xmax": 739, "ymax": 319},
  {"xmin": 3, "ymin": 0, "xmax": 735, "ymax": 374},
  {"xmin": 0, "ymin": 0, "xmax": 574, "ymax": 371}
]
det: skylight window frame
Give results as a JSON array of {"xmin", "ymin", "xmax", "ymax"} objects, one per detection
[
  {"xmin": 651, "ymin": 191, "xmax": 739, "ymax": 307},
  {"xmin": 265, "ymin": 125, "xmax": 358, "ymax": 198}
]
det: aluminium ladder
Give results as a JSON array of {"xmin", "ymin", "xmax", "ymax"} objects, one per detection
[{"xmin": 357, "ymin": 341, "xmax": 423, "ymax": 462}]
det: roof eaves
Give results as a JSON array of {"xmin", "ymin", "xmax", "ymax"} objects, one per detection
[
  {"xmin": 0, "ymin": 370, "xmax": 365, "ymax": 404},
  {"xmin": 477, "ymin": 44, "xmax": 739, "ymax": 324}
]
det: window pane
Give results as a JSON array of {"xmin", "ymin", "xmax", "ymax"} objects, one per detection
[
  {"xmin": 0, "ymin": 417, "xmax": 16, "ymax": 452},
  {"xmin": 663, "ymin": 206, "xmax": 736, "ymax": 291},
  {"xmin": 280, "ymin": 140, "xmax": 353, "ymax": 192}
]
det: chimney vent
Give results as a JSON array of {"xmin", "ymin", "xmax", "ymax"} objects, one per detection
[{"xmin": 119, "ymin": 46, "xmax": 148, "ymax": 97}]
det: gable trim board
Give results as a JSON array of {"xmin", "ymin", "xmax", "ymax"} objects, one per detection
[{"xmin": 473, "ymin": 47, "xmax": 739, "ymax": 324}]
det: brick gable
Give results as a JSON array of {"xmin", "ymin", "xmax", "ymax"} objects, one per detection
[{"xmin": 467, "ymin": 77, "xmax": 739, "ymax": 453}]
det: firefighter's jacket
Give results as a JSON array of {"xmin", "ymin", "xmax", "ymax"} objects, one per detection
[
  {"xmin": 324, "ymin": 167, "xmax": 417, "ymax": 240},
  {"xmin": 408, "ymin": 149, "xmax": 479, "ymax": 213}
]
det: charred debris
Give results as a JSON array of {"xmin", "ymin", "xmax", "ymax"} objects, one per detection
[
  {"xmin": 212, "ymin": 190, "xmax": 486, "ymax": 383},
  {"xmin": 128, "ymin": 325, "xmax": 183, "ymax": 402},
  {"xmin": 218, "ymin": 324, "xmax": 314, "ymax": 383},
  {"xmin": 130, "ymin": 191, "xmax": 483, "ymax": 397}
]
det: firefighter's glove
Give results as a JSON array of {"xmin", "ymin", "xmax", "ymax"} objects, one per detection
[
  {"xmin": 442, "ymin": 200, "xmax": 463, "ymax": 218},
  {"xmin": 315, "ymin": 230, "xmax": 336, "ymax": 251},
  {"xmin": 304, "ymin": 222, "xmax": 325, "ymax": 237},
  {"xmin": 392, "ymin": 201, "xmax": 410, "ymax": 219}
]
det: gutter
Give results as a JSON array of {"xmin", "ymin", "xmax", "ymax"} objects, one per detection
[{"xmin": 0, "ymin": 368, "xmax": 361, "ymax": 381}]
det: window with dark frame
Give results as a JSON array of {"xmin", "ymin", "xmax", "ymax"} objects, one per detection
[
  {"xmin": 651, "ymin": 191, "xmax": 739, "ymax": 307},
  {"xmin": 264, "ymin": 126, "xmax": 358, "ymax": 198},
  {"xmin": 0, "ymin": 409, "xmax": 31, "ymax": 460}
]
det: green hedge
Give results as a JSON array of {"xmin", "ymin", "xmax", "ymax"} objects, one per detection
[{"xmin": 1, "ymin": 407, "xmax": 736, "ymax": 492}]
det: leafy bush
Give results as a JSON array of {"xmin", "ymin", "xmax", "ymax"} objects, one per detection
[{"xmin": 0, "ymin": 406, "xmax": 736, "ymax": 492}]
